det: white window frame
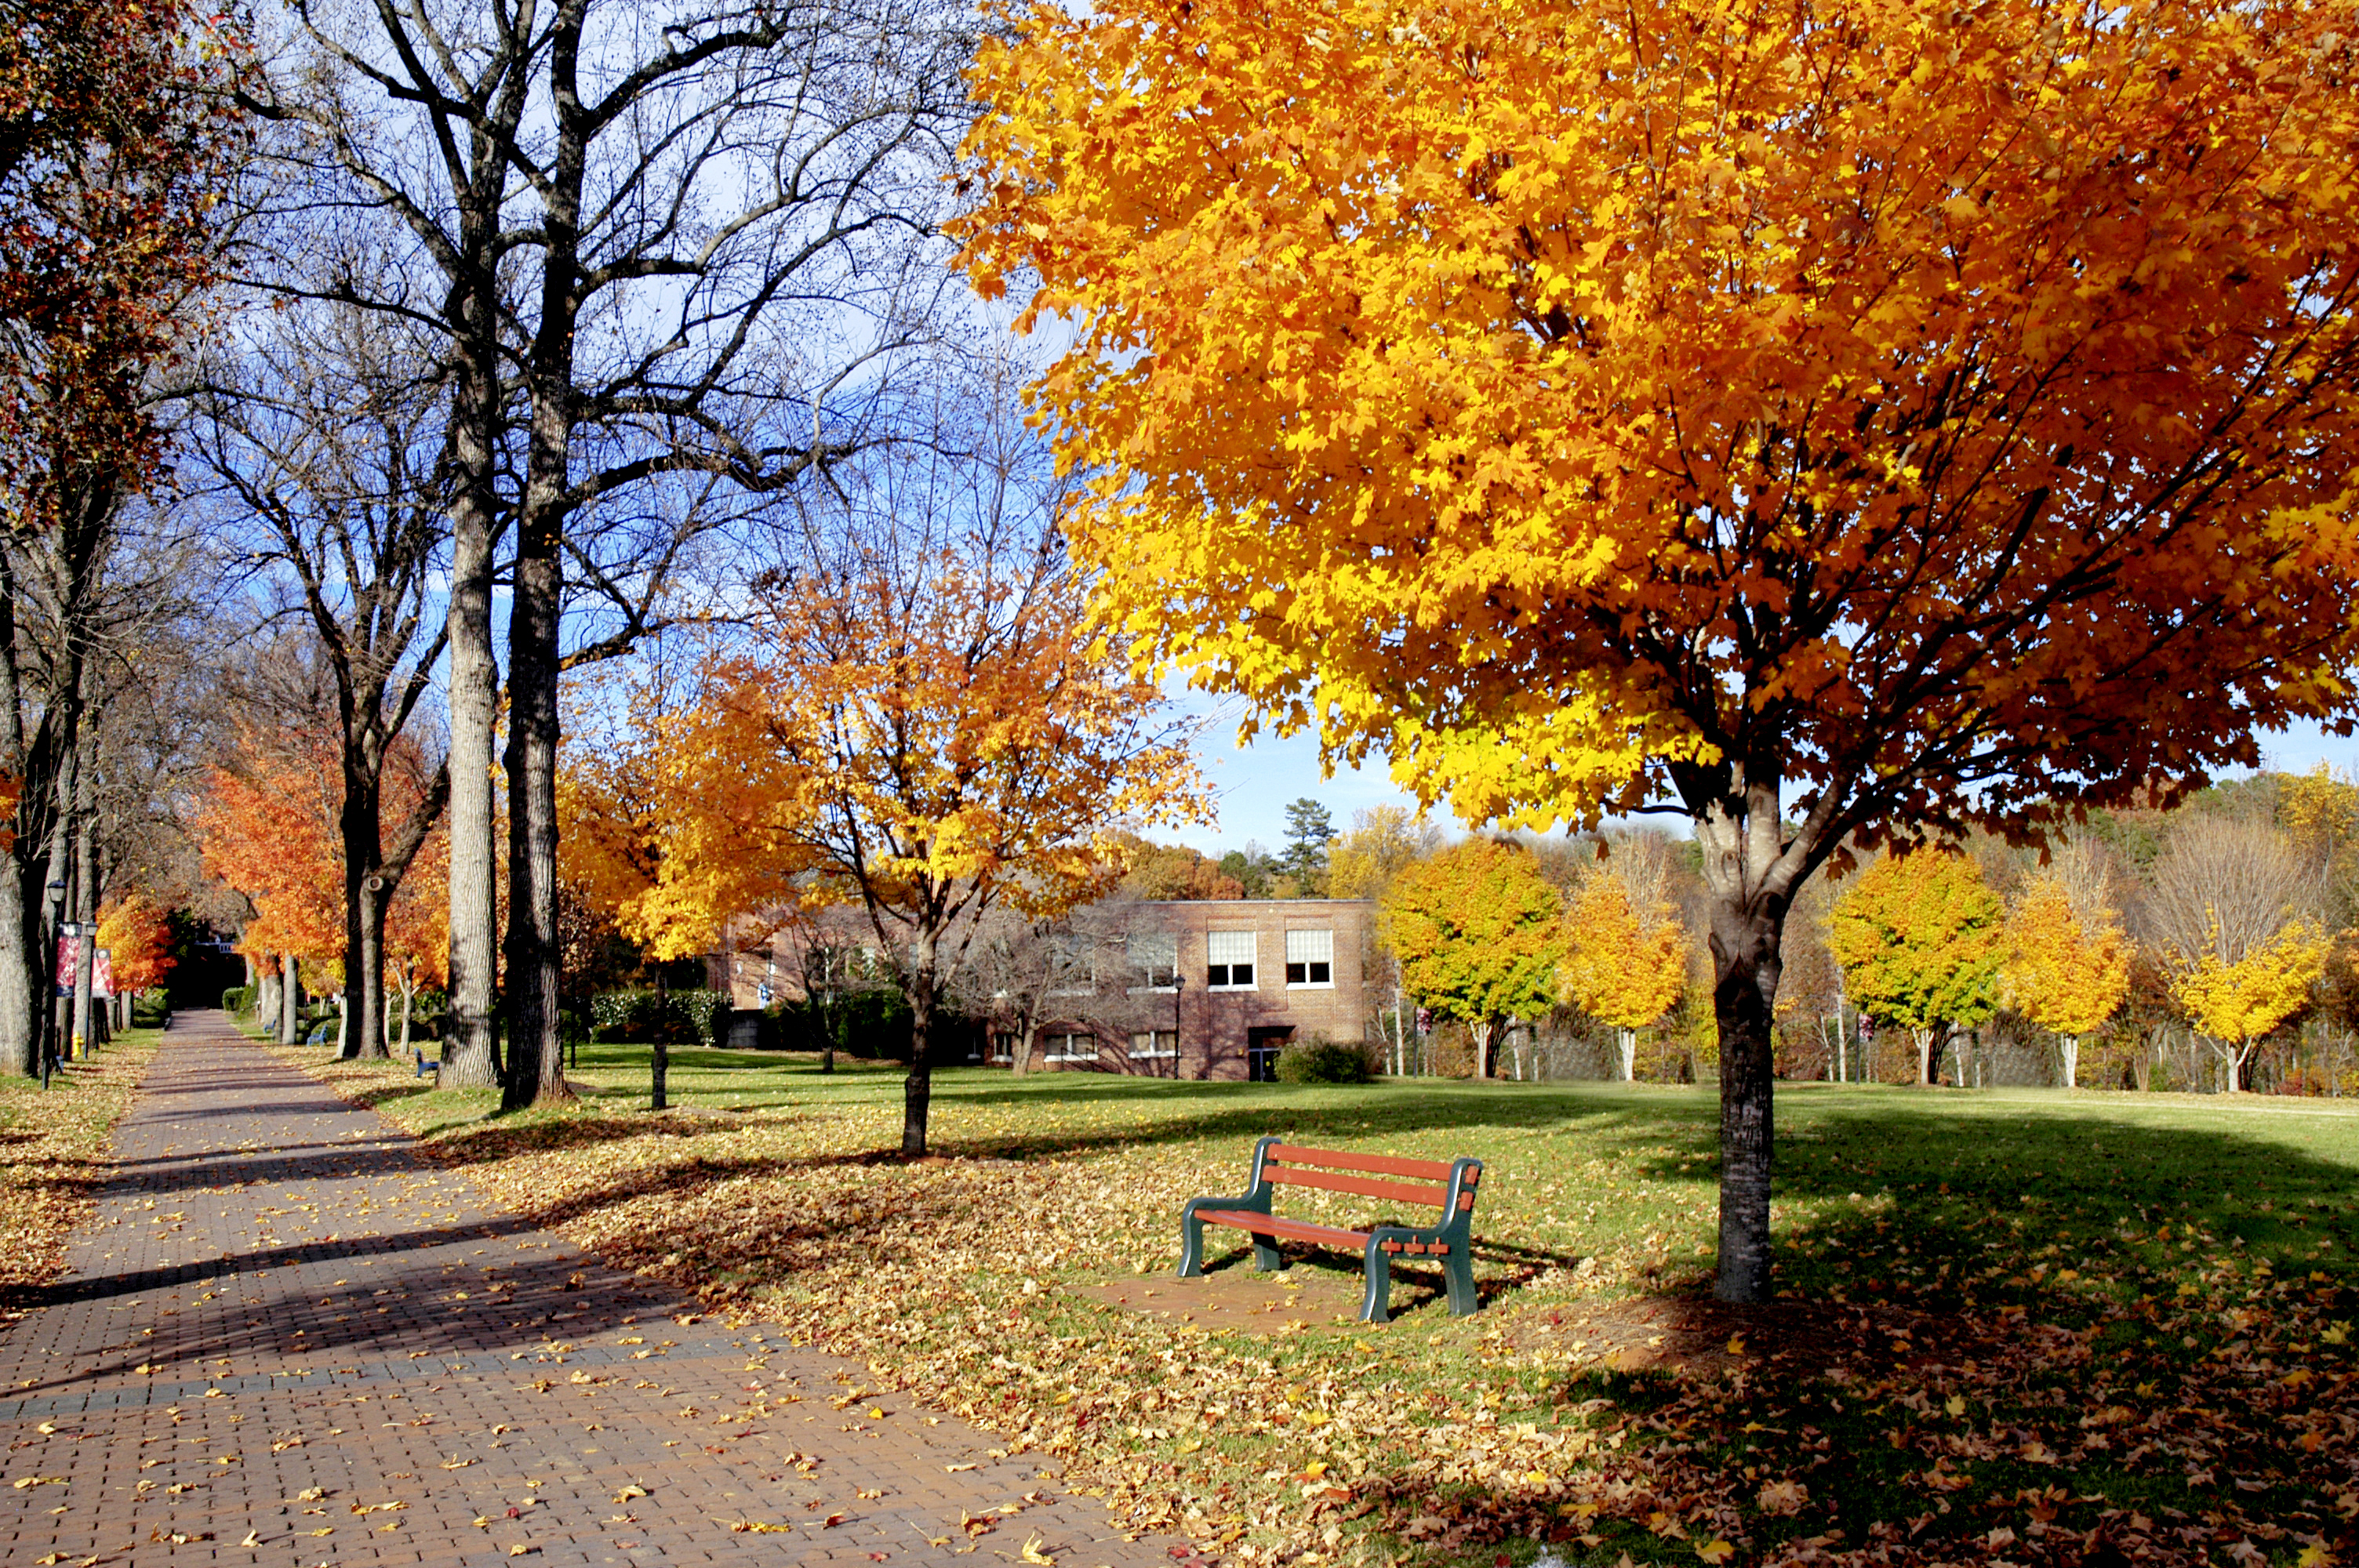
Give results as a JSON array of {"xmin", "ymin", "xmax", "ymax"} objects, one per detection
[
  {"xmin": 1126, "ymin": 932, "xmax": 1180, "ymax": 992},
  {"xmin": 990, "ymin": 1032, "xmax": 1016, "ymax": 1063},
  {"xmin": 1128, "ymin": 1029, "xmax": 1178, "ymax": 1060},
  {"xmin": 1285, "ymin": 928, "xmax": 1335, "ymax": 989},
  {"xmin": 1042, "ymin": 1030, "xmax": 1098, "ymax": 1063},
  {"xmin": 1206, "ymin": 931, "xmax": 1258, "ymax": 991}
]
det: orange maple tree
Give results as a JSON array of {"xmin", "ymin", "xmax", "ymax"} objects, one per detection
[
  {"xmin": 959, "ymin": 0, "xmax": 2359, "ymax": 1300},
  {"xmin": 94, "ymin": 891, "xmax": 174, "ymax": 996},
  {"xmin": 622, "ymin": 549, "xmax": 1207, "ymax": 1153},
  {"xmin": 193, "ymin": 728, "xmax": 344, "ymax": 975}
]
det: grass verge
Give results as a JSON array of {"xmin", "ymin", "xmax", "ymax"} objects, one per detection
[{"xmin": 263, "ymin": 1035, "xmax": 2359, "ymax": 1568}]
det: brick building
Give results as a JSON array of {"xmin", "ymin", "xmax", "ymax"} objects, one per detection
[
  {"xmin": 1006, "ymin": 898, "xmax": 1376, "ymax": 1080},
  {"xmin": 707, "ymin": 897, "xmax": 1378, "ymax": 1080}
]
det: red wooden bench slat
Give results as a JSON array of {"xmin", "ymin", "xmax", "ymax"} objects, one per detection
[
  {"xmin": 1266, "ymin": 1167, "xmax": 1449, "ymax": 1209},
  {"xmin": 1193, "ymin": 1209, "xmax": 1387, "ymax": 1250},
  {"xmin": 1267, "ymin": 1143, "xmax": 1456, "ymax": 1182}
]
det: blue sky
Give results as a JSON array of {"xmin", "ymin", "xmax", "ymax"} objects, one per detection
[{"xmin": 1172, "ymin": 706, "xmax": 2359, "ymax": 860}]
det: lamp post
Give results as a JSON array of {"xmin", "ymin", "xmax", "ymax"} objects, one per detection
[
  {"xmin": 1170, "ymin": 971, "xmax": 1185, "ymax": 1080},
  {"xmin": 42, "ymin": 879, "xmax": 65, "ymax": 1089}
]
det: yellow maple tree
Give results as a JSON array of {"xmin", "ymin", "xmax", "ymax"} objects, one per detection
[
  {"xmin": 2002, "ymin": 876, "xmax": 2131, "ymax": 1090},
  {"xmin": 2172, "ymin": 913, "xmax": 2329, "ymax": 1093},
  {"xmin": 1828, "ymin": 851, "xmax": 2004, "ymax": 1087},
  {"xmin": 1559, "ymin": 869, "xmax": 1686, "ymax": 1083},
  {"xmin": 958, "ymin": 0, "xmax": 2359, "ymax": 1301}
]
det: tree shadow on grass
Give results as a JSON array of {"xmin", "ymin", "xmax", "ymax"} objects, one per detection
[{"xmin": 1336, "ymin": 1106, "xmax": 2359, "ymax": 1566}]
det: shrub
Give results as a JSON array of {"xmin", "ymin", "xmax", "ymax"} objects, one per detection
[
  {"xmin": 589, "ymin": 988, "xmax": 730, "ymax": 1047},
  {"xmin": 1274, "ymin": 1036, "xmax": 1374, "ymax": 1084},
  {"xmin": 221, "ymin": 985, "xmax": 255, "ymax": 1017},
  {"xmin": 674, "ymin": 989, "xmax": 726, "ymax": 1047},
  {"xmin": 131, "ymin": 994, "xmax": 170, "ymax": 1028}
]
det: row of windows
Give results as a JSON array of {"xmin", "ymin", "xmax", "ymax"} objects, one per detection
[
  {"xmin": 1201, "ymin": 929, "xmax": 1332, "ymax": 990},
  {"xmin": 994, "ymin": 1029, "xmax": 1180, "ymax": 1062},
  {"xmin": 1041, "ymin": 929, "xmax": 1339, "ymax": 993}
]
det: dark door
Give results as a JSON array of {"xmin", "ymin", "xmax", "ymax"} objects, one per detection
[{"xmin": 1246, "ymin": 1025, "xmax": 1292, "ymax": 1082}]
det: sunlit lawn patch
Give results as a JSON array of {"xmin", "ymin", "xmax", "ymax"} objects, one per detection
[
  {"xmin": 0, "ymin": 1028, "xmax": 160, "ymax": 1305},
  {"xmin": 278, "ymin": 1038, "xmax": 2359, "ymax": 1568}
]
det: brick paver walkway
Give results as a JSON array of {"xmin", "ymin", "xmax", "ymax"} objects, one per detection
[{"xmin": 0, "ymin": 1014, "xmax": 1169, "ymax": 1568}]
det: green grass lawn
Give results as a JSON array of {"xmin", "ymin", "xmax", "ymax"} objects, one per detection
[{"xmin": 271, "ymin": 1035, "xmax": 2359, "ymax": 1567}]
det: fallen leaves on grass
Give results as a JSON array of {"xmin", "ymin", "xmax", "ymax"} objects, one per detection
[{"xmin": 0, "ymin": 1038, "xmax": 158, "ymax": 1308}]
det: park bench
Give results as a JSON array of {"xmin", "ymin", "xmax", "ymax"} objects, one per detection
[
  {"xmin": 413, "ymin": 1048, "xmax": 442, "ymax": 1080},
  {"xmin": 1177, "ymin": 1136, "xmax": 1484, "ymax": 1323}
]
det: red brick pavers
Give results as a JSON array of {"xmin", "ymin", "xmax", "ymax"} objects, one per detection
[{"xmin": 0, "ymin": 1014, "xmax": 1167, "ymax": 1568}]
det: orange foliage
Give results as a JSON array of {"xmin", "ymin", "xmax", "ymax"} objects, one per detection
[
  {"xmin": 623, "ymin": 556, "xmax": 1207, "ymax": 960},
  {"xmin": 959, "ymin": 0, "xmax": 2359, "ymax": 840},
  {"xmin": 95, "ymin": 891, "xmax": 174, "ymax": 994},
  {"xmin": 193, "ymin": 728, "xmax": 343, "ymax": 964},
  {"xmin": 192, "ymin": 725, "xmax": 446, "ymax": 979}
]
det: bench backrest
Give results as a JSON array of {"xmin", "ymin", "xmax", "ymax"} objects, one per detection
[{"xmin": 1249, "ymin": 1138, "xmax": 1481, "ymax": 1226}]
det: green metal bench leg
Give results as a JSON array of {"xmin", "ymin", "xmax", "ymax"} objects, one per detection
[
  {"xmin": 1444, "ymin": 1247, "xmax": 1478, "ymax": 1316},
  {"xmin": 1177, "ymin": 1211, "xmax": 1207, "ymax": 1278},
  {"xmin": 1358, "ymin": 1241, "xmax": 1393, "ymax": 1323},
  {"xmin": 1251, "ymin": 1236, "xmax": 1284, "ymax": 1271}
]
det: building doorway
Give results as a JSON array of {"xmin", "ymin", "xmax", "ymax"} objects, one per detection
[{"xmin": 1246, "ymin": 1025, "xmax": 1292, "ymax": 1082}]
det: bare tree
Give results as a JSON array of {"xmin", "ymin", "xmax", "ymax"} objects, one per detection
[
  {"xmin": 2139, "ymin": 813, "xmax": 2317, "ymax": 974},
  {"xmin": 192, "ymin": 289, "xmax": 453, "ymax": 1060},
  {"xmin": 244, "ymin": 0, "xmax": 980, "ymax": 1106}
]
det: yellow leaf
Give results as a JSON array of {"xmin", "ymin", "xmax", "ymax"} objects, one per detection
[
  {"xmin": 1697, "ymin": 1541, "xmax": 1737, "ymax": 1564},
  {"xmin": 1944, "ymin": 1395, "xmax": 1967, "ymax": 1417},
  {"xmin": 1021, "ymin": 1534, "xmax": 1056, "ymax": 1566}
]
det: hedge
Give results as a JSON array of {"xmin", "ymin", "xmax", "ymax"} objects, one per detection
[{"xmin": 221, "ymin": 985, "xmax": 256, "ymax": 1017}]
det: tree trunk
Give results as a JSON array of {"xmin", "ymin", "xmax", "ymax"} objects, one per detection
[
  {"xmin": 70, "ymin": 801, "xmax": 96, "ymax": 1058},
  {"xmin": 339, "ymin": 757, "xmax": 389, "ymax": 1059},
  {"xmin": 0, "ymin": 549, "xmax": 33, "ymax": 1079},
  {"xmin": 44, "ymin": 755, "xmax": 75, "ymax": 1066},
  {"xmin": 903, "ymin": 928, "xmax": 939, "ymax": 1156},
  {"xmin": 1914, "ymin": 1025, "xmax": 1936, "ymax": 1085},
  {"xmin": 500, "ymin": 519, "xmax": 565, "ymax": 1110},
  {"xmin": 1619, "ymin": 1026, "xmax": 1637, "ymax": 1082},
  {"xmin": 1707, "ymin": 892, "xmax": 1783, "ymax": 1305},
  {"xmin": 650, "ymin": 968, "xmax": 669, "ymax": 1111},
  {"xmin": 2060, "ymin": 1033, "xmax": 2078, "ymax": 1089},
  {"xmin": 1470, "ymin": 1017, "xmax": 1493, "ymax": 1079},
  {"xmin": 278, "ymin": 952, "xmax": 300, "ymax": 1045},
  {"xmin": 438, "ymin": 292, "xmax": 505, "ymax": 1089}
]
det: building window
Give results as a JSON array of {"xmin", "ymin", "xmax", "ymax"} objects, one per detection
[
  {"xmin": 1126, "ymin": 931, "xmax": 1178, "ymax": 990},
  {"xmin": 1207, "ymin": 931, "xmax": 1256, "ymax": 989},
  {"xmin": 1285, "ymin": 928, "xmax": 1334, "ymax": 988},
  {"xmin": 990, "ymin": 1032, "xmax": 1016, "ymax": 1063},
  {"xmin": 1042, "ymin": 1031, "xmax": 1097, "ymax": 1063},
  {"xmin": 1129, "ymin": 1029, "xmax": 1177, "ymax": 1059}
]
